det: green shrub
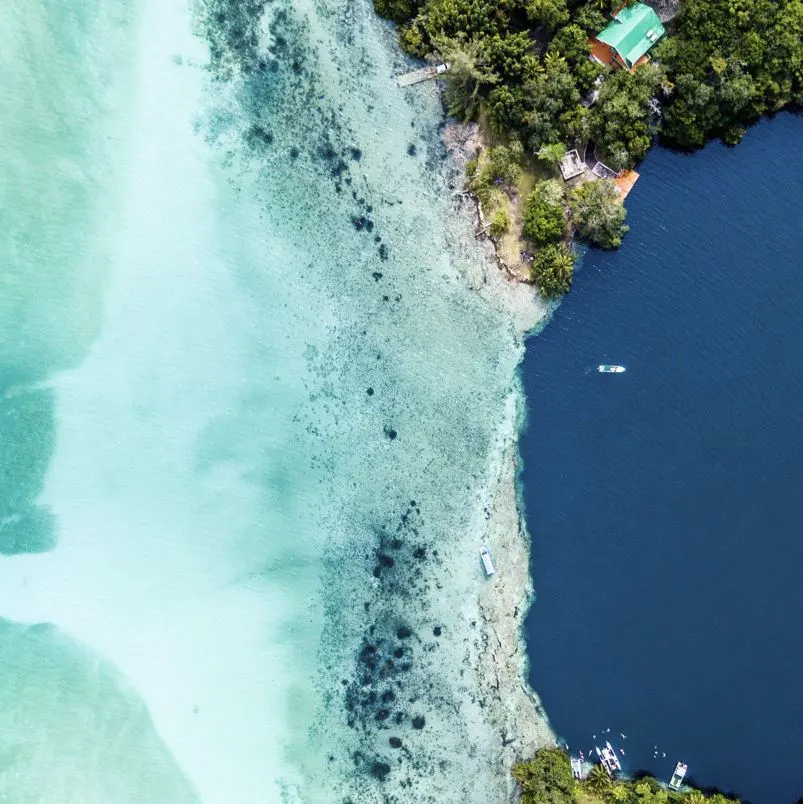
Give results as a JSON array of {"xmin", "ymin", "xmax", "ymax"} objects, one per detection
[
  {"xmin": 569, "ymin": 178, "xmax": 629, "ymax": 248},
  {"xmin": 489, "ymin": 209, "xmax": 510, "ymax": 237},
  {"xmin": 536, "ymin": 142, "xmax": 566, "ymax": 168},
  {"xmin": 487, "ymin": 142, "xmax": 522, "ymax": 184},
  {"xmin": 399, "ymin": 22, "xmax": 427, "ymax": 56},
  {"xmin": 523, "ymin": 179, "xmax": 565, "ymax": 245},
  {"xmin": 468, "ymin": 165, "xmax": 493, "ymax": 204},
  {"xmin": 468, "ymin": 143, "xmax": 522, "ymax": 204},
  {"xmin": 512, "ymin": 748, "xmax": 575, "ymax": 804}
]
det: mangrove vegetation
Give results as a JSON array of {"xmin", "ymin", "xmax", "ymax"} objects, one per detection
[{"xmin": 376, "ymin": 0, "xmax": 803, "ymax": 294}]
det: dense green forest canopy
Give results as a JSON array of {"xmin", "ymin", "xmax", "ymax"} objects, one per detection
[{"xmin": 376, "ymin": 0, "xmax": 803, "ymax": 163}]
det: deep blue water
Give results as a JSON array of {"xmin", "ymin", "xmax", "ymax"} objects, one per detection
[{"xmin": 521, "ymin": 113, "xmax": 803, "ymax": 804}]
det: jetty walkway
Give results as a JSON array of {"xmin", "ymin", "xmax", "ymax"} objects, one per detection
[{"xmin": 397, "ymin": 63, "xmax": 449, "ymax": 87}]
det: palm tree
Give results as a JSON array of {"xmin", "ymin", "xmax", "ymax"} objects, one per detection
[
  {"xmin": 543, "ymin": 50, "xmax": 566, "ymax": 72},
  {"xmin": 433, "ymin": 36, "xmax": 498, "ymax": 121},
  {"xmin": 607, "ymin": 783, "xmax": 629, "ymax": 801},
  {"xmin": 685, "ymin": 793, "xmax": 707, "ymax": 804},
  {"xmin": 532, "ymin": 242, "xmax": 575, "ymax": 298},
  {"xmin": 586, "ymin": 763, "xmax": 613, "ymax": 795}
]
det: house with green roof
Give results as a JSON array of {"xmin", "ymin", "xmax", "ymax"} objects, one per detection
[{"xmin": 589, "ymin": 2, "xmax": 665, "ymax": 72}]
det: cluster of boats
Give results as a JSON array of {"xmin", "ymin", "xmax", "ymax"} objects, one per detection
[
  {"xmin": 577, "ymin": 741, "xmax": 687, "ymax": 792},
  {"xmin": 504, "ymin": 358, "xmax": 689, "ymax": 791}
]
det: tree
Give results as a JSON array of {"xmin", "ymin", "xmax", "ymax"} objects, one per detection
[
  {"xmin": 573, "ymin": 4, "xmax": 608, "ymax": 34},
  {"xmin": 468, "ymin": 142, "xmax": 523, "ymax": 203},
  {"xmin": 531, "ymin": 243, "xmax": 575, "ymax": 297},
  {"xmin": 549, "ymin": 24, "xmax": 604, "ymax": 91},
  {"xmin": 399, "ymin": 22, "xmax": 427, "ymax": 56},
  {"xmin": 373, "ymin": 0, "xmax": 422, "ymax": 24},
  {"xmin": 655, "ymin": 0, "xmax": 802, "ymax": 147},
  {"xmin": 487, "ymin": 85, "xmax": 528, "ymax": 132},
  {"xmin": 685, "ymin": 793, "xmax": 707, "ymax": 804},
  {"xmin": 548, "ymin": 24, "xmax": 590, "ymax": 63},
  {"xmin": 588, "ymin": 63, "xmax": 663, "ymax": 170},
  {"xmin": 537, "ymin": 142, "xmax": 566, "ymax": 167},
  {"xmin": 487, "ymin": 140, "xmax": 523, "ymax": 184},
  {"xmin": 608, "ymin": 783, "xmax": 629, "ymax": 801},
  {"xmin": 512, "ymin": 748, "xmax": 576, "ymax": 804},
  {"xmin": 560, "ymin": 104, "xmax": 590, "ymax": 143},
  {"xmin": 523, "ymin": 179, "xmax": 566, "ymax": 244},
  {"xmin": 485, "ymin": 31, "xmax": 536, "ymax": 82},
  {"xmin": 659, "ymin": 73, "xmax": 717, "ymax": 148},
  {"xmin": 420, "ymin": 0, "xmax": 506, "ymax": 40},
  {"xmin": 586, "ymin": 763, "xmax": 613, "ymax": 795},
  {"xmin": 525, "ymin": 0, "xmax": 570, "ymax": 31},
  {"xmin": 523, "ymin": 61, "xmax": 581, "ymax": 149},
  {"xmin": 569, "ymin": 179, "xmax": 629, "ymax": 248},
  {"xmin": 434, "ymin": 36, "xmax": 499, "ymax": 120}
]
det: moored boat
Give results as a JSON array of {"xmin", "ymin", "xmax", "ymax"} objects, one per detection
[
  {"xmin": 669, "ymin": 761, "xmax": 688, "ymax": 790},
  {"xmin": 595, "ymin": 741, "xmax": 622, "ymax": 776},
  {"xmin": 479, "ymin": 546, "xmax": 495, "ymax": 576},
  {"xmin": 598, "ymin": 364, "xmax": 626, "ymax": 373},
  {"xmin": 570, "ymin": 756, "xmax": 584, "ymax": 780}
]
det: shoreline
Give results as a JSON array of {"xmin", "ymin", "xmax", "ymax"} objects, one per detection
[
  {"xmin": 442, "ymin": 119, "xmax": 560, "ymax": 793},
  {"xmin": 470, "ymin": 391, "xmax": 557, "ymax": 794},
  {"xmin": 441, "ymin": 119, "xmax": 561, "ymax": 798}
]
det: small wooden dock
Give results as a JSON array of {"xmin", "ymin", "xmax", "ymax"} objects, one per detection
[
  {"xmin": 613, "ymin": 169, "xmax": 640, "ymax": 201},
  {"xmin": 397, "ymin": 63, "xmax": 449, "ymax": 87}
]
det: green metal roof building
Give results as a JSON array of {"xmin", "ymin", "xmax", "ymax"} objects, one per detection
[{"xmin": 593, "ymin": 3, "xmax": 666, "ymax": 70}]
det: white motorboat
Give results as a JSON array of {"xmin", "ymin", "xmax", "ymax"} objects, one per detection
[
  {"xmin": 479, "ymin": 547, "xmax": 495, "ymax": 576},
  {"xmin": 598, "ymin": 364, "xmax": 626, "ymax": 373},
  {"xmin": 668, "ymin": 761, "xmax": 687, "ymax": 791}
]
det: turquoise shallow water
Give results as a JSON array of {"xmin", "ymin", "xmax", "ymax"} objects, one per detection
[{"xmin": 1, "ymin": 1, "xmax": 545, "ymax": 801}]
